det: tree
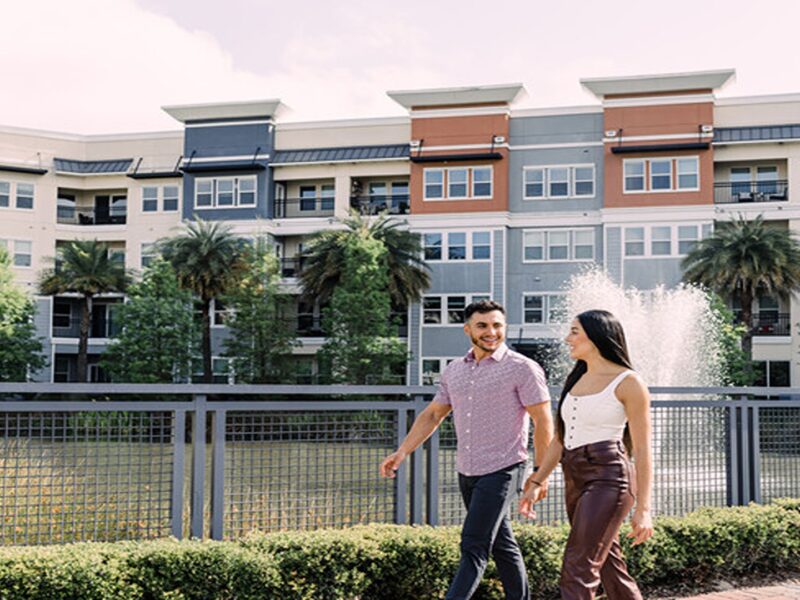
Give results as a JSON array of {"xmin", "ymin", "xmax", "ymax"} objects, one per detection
[
  {"xmin": 299, "ymin": 211, "xmax": 430, "ymax": 307},
  {"xmin": 39, "ymin": 240, "xmax": 130, "ymax": 382},
  {"xmin": 317, "ymin": 230, "xmax": 408, "ymax": 384},
  {"xmin": 708, "ymin": 293, "xmax": 757, "ymax": 386},
  {"xmin": 682, "ymin": 216, "xmax": 800, "ymax": 358},
  {"xmin": 222, "ymin": 237, "xmax": 297, "ymax": 383},
  {"xmin": 159, "ymin": 219, "xmax": 246, "ymax": 383},
  {"xmin": 100, "ymin": 258, "xmax": 199, "ymax": 383},
  {"xmin": 0, "ymin": 247, "xmax": 46, "ymax": 381}
]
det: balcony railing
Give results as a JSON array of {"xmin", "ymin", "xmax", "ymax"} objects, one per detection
[
  {"xmin": 57, "ymin": 205, "xmax": 128, "ymax": 225},
  {"xmin": 280, "ymin": 257, "xmax": 305, "ymax": 278},
  {"xmin": 750, "ymin": 313, "xmax": 792, "ymax": 336},
  {"xmin": 52, "ymin": 315, "xmax": 122, "ymax": 339},
  {"xmin": 350, "ymin": 194, "xmax": 410, "ymax": 215},
  {"xmin": 284, "ymin": 313, "xmax": 408, "ymax": 338},
  {"xmin": 273, "ymin": 197, "xmax": 335, "ymax": 218},
  {"xmin": 713, "ymin": 180, "xmax": 788, "ymax": 204}
]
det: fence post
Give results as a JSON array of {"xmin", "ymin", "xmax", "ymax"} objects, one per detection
[
  {"xmin": 170, "ymin": 409, "xmax": 186, "ymax": 539},
  {"xmin": 210, "ymin": 409, "xmax": 226, "ymax": 540},
  {"xmin": 740, "ymin": 396, "xmax": 751, "ymax": 504},
  {"xmin": 749, "ymin": 403, "xmax": 762, "ymax": 504},
  {"xmin": 426, "ymin": 429, "xmax": 440, "ymax": 526},
  {"xmin": 190, "ymin": 395, "xmax": 207, "ymax": 538},
  {"xmin": 410, "ymin": 395, "xmax": 426, "ymax": 525},
  {"xmin": 727, "ymin": 401, "xmax": 740, "ymax": 506},
  {"xmin": 394, "ymin": 408, "xmax": 408, "ymax": 524}
]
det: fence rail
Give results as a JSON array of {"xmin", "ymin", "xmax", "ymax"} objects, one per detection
[{"xmin": 1, "ymin": 384, "xmax": 799, "ymax": 546}]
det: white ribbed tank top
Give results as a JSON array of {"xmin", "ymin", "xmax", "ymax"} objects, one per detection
[{"xmin": 561, "ymin": 370, "xmax": 635, "ymax": 450}]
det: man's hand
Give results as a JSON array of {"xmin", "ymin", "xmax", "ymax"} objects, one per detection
[
  {"xmin": 518, "ymin": 476, "xmax": 548, "ymax": 519},
  {"xmin": 379, "ymin": 450, "xmax": 407, "ymax": 478}
]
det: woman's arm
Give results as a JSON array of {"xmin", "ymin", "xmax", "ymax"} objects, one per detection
[{"xmin": 618, "ymin": 374, "xmax": 654, "ymax": 545}]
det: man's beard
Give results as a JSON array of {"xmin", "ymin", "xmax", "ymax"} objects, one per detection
[{"xmin": 471, "ymin": 334, "xmax": 501, "ymax": 352}]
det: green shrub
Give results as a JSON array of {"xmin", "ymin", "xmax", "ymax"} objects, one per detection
[{"xmin": 0, "ymin": 500, "xmax": 798, "ymax": 600}]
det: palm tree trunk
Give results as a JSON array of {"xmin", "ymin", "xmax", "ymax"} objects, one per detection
[
  {"xmin": 739, "ymin": 289, "xmax": 755, "ymax": 360},
  {"xmin": 77, "ymin": 295, "xmax": 92, "ymax": 383},
  {"xmin": 201, "ymin": 298, "xmax": 213, "ymax": 383}
]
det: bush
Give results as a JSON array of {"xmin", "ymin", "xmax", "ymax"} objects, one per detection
[{"xmin": 0, "ymin": 501, "xmax": 798, "ymax": 600}]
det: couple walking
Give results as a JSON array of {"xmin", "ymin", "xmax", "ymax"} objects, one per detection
[{"xmin": 380, "ymin": 300, "xmax": 653, "ymax": 600}]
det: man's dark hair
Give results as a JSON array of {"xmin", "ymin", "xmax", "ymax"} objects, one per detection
[{"xmin": 464, "ymin": 299, "xmax": 505, "ymax": 322}]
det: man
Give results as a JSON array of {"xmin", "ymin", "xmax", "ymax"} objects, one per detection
[{"xmin": 380, "ymin": 299, "xmax": 554, "ymax": 600}]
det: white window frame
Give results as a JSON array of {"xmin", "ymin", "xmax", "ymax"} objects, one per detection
[
  {"xmin": 0, "ymin": 180, "xmax": 9, "ymax": 208},
  {"xmin": 420, "ymin": 356, "xmax": 460, "ymax": 385},
  {"xmin": 141, "ymin": 242, "xmax": 157, "ymax": 268},
  {"xmin": 650, "ymin": 225, "xmax": 672, "ymax": 256},
  {"xmin": 211, "ymin": 298, "xmax": 235, "ymax": 327},
  {"xmin": 420, "ymin": 230, "xmax": 492, "ymax": 263},
  {"xmin": 624, "ymin": 160, "xmax": 646, "ymax": 192},
  {"xmin": 423, "ymin": 167, "xmax": 494, "ymax": 201},
  {"xmin": 676, "ymin": 157, "xmax": 699, "ymax": 191},
  {"xmin": 142, "ymin": 186, "xmax": 159, "ymax": 212},
  {"xmin": 194, "ymin": 176, "xmax": 258, "ymax": 209},
  {"xmin": 447, "ymin": 168, "xmax": 469, "ymax": 199},
  {"xmin": 15, "ymin": 182, "xmax": 34, "ymax": 210},
  {"xmin": 1, "ymin": 239, "xmax": 32, "ymax": 268},
  {"xmin": 0, "ymin": 181, "xmax": 35, "ymax": 211},
  {"xmin": 163, "ymin": 185, "xmax": 180, "ymax": 211},
  {"xmin": 624, "ymin": 223, "xmax": 712, "ymax": 258},
  {"xmin": 522, "ymin": 164, "xmax": 596, "ymax": 200},
  {"xmin": 522, "ymin": 228, "xmax": 595, "ymax": 263},
  {"xmin": 421, "ymin": 293, "xmax": 491, "ymax": 327},
  {"xmin": 623, "ymin": 156, "xmax": 701, "ymax": 194},
  {"xmin": 522, "ymin": 292, "xmax": 568, "ymax": 325}
]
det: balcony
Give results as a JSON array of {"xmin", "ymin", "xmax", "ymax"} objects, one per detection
[
  {"xmin": 57, "ymin": 204, "xmax": 127, "ymax": 225},
  {"xmin": 52, "ymin": 314, "xmax": 122, "ymax": 339},
  {"xmin": 273, "ymin": 197, "xmax": 335, "ymax": 219},
  {"xmin": 350, "ymin": 194, "xmax": 410, "ymax": 215},
  {"xmin": 280, "ymin": 257, "xmax": 304, "ymax": 278},
  {"xmin": 286, "ymin": 312, "xmax": 408, "ymax": 338},
  {"xmin": 713, "ymin": 180, "xmax": 788, "ymax": 204},
  {"xmin": 750, "ymin": 313, "xmax": 792, "ymax": 337}
]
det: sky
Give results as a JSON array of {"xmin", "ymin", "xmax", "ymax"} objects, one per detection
[{"xmin": 1, "ymin": 0, "xmax": 799, "ymax": 135}]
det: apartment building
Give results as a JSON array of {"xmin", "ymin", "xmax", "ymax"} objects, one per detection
[{"xmin": 1, "ymin": 68, "xmax": 797, "ymax": 386}]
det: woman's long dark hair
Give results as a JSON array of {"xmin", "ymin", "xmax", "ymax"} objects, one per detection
[{"xmin": 557, "ymin": 309, "xmax": 635, "ymax": 453}]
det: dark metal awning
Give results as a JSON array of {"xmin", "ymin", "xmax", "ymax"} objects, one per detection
[
  {"xmin": 54, "ymin": 158, "xmax": 133, "ymax": 174},
  {"xmin": 610, "ymin": 142, "xmax": 710, "ymax": 154},
  {"xmin": 272, "ymin": 144, "xmax": 409, "ymax": 165},
  {"xmin": 0, "ymin": 163, "xmax": 47, "ymax": 175},
  {"xmin": 180, "ymin": 161, "xmax": 266, "ymax": 173},
  {"xmin": 410, "ymin": 152, "xmax": 504, "ymax": 163}
]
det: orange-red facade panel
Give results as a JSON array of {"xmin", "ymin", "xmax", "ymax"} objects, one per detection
[{"xmin": 604, "ymin": 102, "xmax": 714, "ymax": 138}]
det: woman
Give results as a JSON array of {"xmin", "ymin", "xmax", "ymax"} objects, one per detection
[{"xmin": 519, "ymin": 309, "xmax": 653, "ymax": 600}]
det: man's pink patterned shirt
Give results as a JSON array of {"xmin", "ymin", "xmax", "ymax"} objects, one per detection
[{"xmin": 433, "ymin": 343, "xmax": 551, "ymax": 476}]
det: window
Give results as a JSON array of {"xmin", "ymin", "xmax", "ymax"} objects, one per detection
[
  {"xmin": 299, "ymin": 185, "xmax": 317, "ymax": 211},
  {"xmin": 423, "ymin": 233, "xmax": 442, "ymax": 260},
  {"xmin": 625, "ymin": 157, "xmax": 700, "ymax": 193},
  {"xmin": 753, "ymin": 360, "xmax": 791, "ymax": 387},
  {"xmin": 422, "ymin": 359, "xmax": 442, "ymax": 386},
  {"xmin": 448, "ymin": 232, "xmax": 466, "ymax": 260},
  {"xmin": 523, "ymin": 229, "xmax": 595, "ymax": 262},
  {"xmin": 163, "ymin": 186, "xmax": 179, "ymax": 211},
  {"xmin": 651, "ymin": 226, "xmax": 672, "ymax": 256},
  {"xmin": 141, "ymin": 243, "xmax": 157, "ymax": 268},
  {"xmin": 424, "ymin": 167, "xmax": 493, "ymax": 200},
  {"xmin": 108, "ymin": 249, "xmax": 125, "ymax": 265},
  {"xmin": 53, "ymin": 300, "xmax": 72, "ymax": 329},
  {"xmin": 424, "ymin": 170, "xmax": 444, "ymax": 199},
  {"xmin": 624, "ymin": 228, "xmax": 645, "ymax": 257},
  {"xmin": 650, "ymin": 159, "xmax": 672, "ymax": 190},
  {"xmin": 423, "ymin": 294, "xmax": 489, "ymax": 325},
  {"xmin": 15, "ymin": 183, "xmax": 33, "ymax": 209},
  {"xmin": 472, "ymin": 167, "xmax": 492, "ymax": 197},
  {"xmin": 472, "ymin": 232, "xmax": 491, "ymax": 260},
  {"xmin": 524, "ymin": 294, "xmax": 567, "ymax": 324},
  {"xmin": 624, "ymin": 160, "xmax": 645, "ymax": 192},
  {"xmin": 212, "ymin": 299, "xmax": 232, "ymax": 326},
  {"xmin": 447, "ymin": 296, "xmax": 467, "ymax": 324},
  {"xmin": 757, "ymin": 166, "xmax": 778, "ymax": 195},
  {"xmin": 524, "ymin": 165, "xmax": 596, "ymax": 199},
  {"xmin": 524, "ymin": 169, "xmax": 544, "ymax": 198},
  {"xmin": 523, "ymin": 231, "xmax": 544, "ymax": 261},
  {"xmin": 143, "ymin": 187, "xmax": 158, "ymax": 212},
  {"xmin": 574, "ymin": 166, "xmax": 595, "ymax": 196},
  {"xmin": 549, "ymin": 168, "xmax": 569, "ymax": 197},
  {"xmin": 195, "ymin": 176, "xmax": 257, "ymax": 208},
  {"xmin": 422, "ymin": 231, "xmax": 491, "ymax": 262},
  {"xmin": 677, "ymin": 158, "xmax": 699, "ymax": 190},
  {"xmin": 196, "ymin": 180, "xmax": 213, "ymax": 207},
  {"xmin": 423, "ymin": 297, "xmax": 442, "ymax": 324},
  {"xmin": 448, "ymin": 168, "xmax": 468, "ymax": 198},
  {"xmin": 8, "ymin": 240, "xmax": 32, "ymax": 267},
  {"xmin": 0, "ymin": 181, "xmax": 9, "ymax": 208},
  {"xmin": 678, "ymin": 225, "xmax": 700, "ymax": 254}
]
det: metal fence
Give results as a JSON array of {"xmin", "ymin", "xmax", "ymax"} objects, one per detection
[{"xmin": 1, "ymin": 384, "xmax": 799, "ymax": 546}]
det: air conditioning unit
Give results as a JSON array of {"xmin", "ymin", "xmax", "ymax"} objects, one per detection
[{"xmin": 605, "ymin": 129, "xmax": 618, "ymax": 138}]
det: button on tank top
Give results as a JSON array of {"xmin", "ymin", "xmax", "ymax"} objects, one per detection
[{"xmin": 561, "ymin": 370, "xmax": 635, "ymax": 450}]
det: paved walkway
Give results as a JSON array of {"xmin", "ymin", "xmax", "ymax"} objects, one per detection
[{"xmin": 662, "ymin": 580, "xmax": 800, "ymax": 599}]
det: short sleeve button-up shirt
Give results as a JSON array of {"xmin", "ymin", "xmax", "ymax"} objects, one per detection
[{"xmin": 432, "ymin": 343, "xmax": 551, "ymax": 476}]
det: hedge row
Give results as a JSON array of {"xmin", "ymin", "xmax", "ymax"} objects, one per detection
[{"xmin": 1, "ymin": 500, "xmax": 799, "ymax": 600}]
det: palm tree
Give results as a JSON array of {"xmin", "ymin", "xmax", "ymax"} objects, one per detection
[
  {"xmin": 682, "ymin": 216, "xmax": 800, "ymax": 358},
  {"xmin": 39, "ymin": 240, "xmax": 130, "ymax": 382},
  {"xmin": 159, "ymin": 219, "xmax": 246, "ymax": 383},
  {"xmin": 300, "ymin": 211, "xmax": 430, "ymax": 307}
]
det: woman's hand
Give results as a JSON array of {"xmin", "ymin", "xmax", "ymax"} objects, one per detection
[
  {"xmin": 627, "ymin": 508, "xmax": 654, "ymax": 545},
  {"xmin": 518, "ymin": 476, "xmax": 548, "ymax": 519}
]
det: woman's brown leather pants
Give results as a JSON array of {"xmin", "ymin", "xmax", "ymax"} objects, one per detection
[{"xmin": 559, "ymin": 440, "xmax": 643, "ymax": 600}]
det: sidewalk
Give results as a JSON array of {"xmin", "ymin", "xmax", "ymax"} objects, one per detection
[{"xmin": 661, "ymin": 580, "xmax": 800, "ymax": 599}]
